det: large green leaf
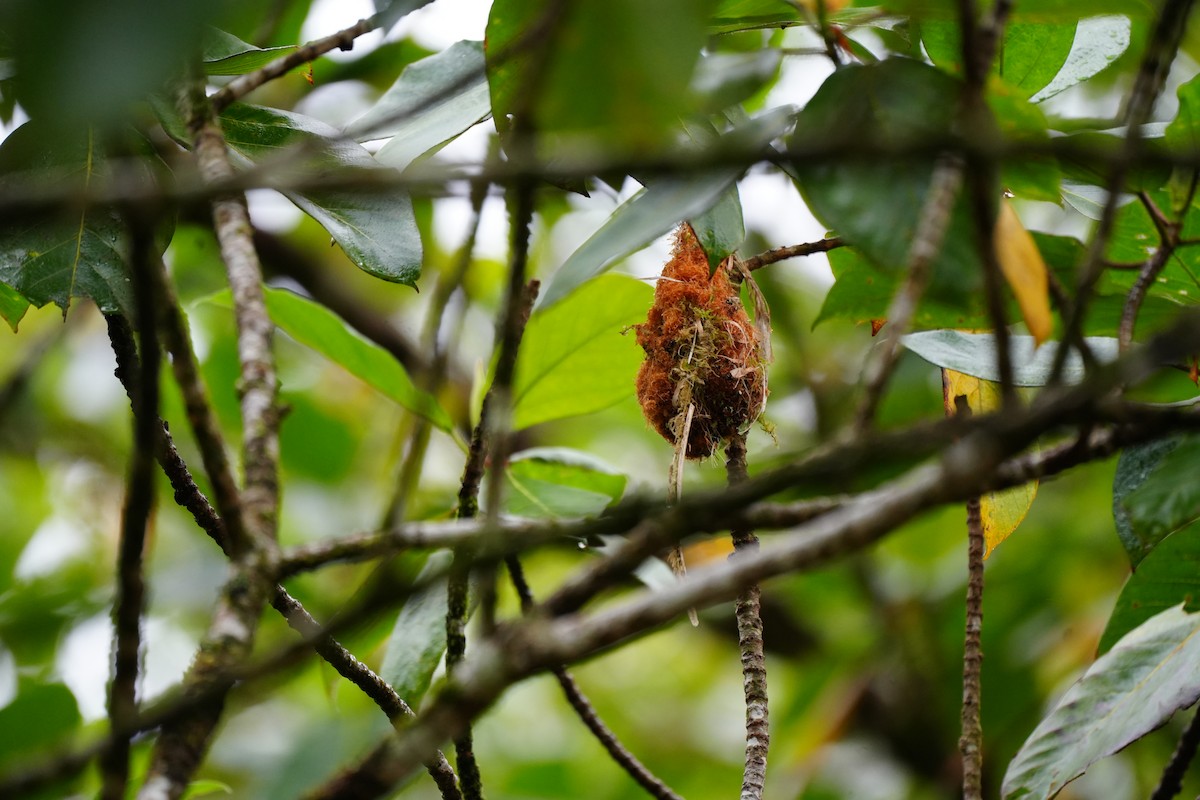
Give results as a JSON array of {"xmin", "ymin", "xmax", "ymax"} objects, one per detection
[
  {"xmin": 538, "ymin": 108, "xmax": 790, "ymax": 308},
  {"xmin": 815, "ymin": 246, "xmax": 991, "ymax": 331},
  {"xmin": 920, "ymin": 19, "xmax": 1076, "ymax": 98},
  {"xmin": 790, "ymin": 59, "xmax": 991, "ymax": 304},
  {"xmin": 201, "ymin": 27, "xmax": 294, "ymax": 76},
  {"xmin": 505, "ymin": 447, "xmax": 627, "ymax": 519},
  {"xmin": 901, "ymin": 330, "xmax": 1120, "ymax": 386},
  {"xmin": 205, "ymin": 287, "xmax": 450, "ymax": 430},
  {"xmin": 0, "ymin": 123, "xmax": 136, "ymax": 318},
  {"xmin": 1004, "ymin": 604, "xmax": 1200, "ymax": 799},
  {"xmin": 1112, "ymin": 437, "xmax": 1183, "ymax": 566},
  {"xmin": 1029, "ymin": 15, "xmax": 1131, "ymax": 102},
  {"xmin": 1100, "ymin": 521, "xmax": 1200, "ymax": 653},
  {"xmin": 1117, "ymin": 434, "xmax": 1200, "ymax": 562},
  {"xmin": 486, "ymin": 0, "xmax": 714, "ymax": 149},
  {"xmin": 219, "ymin": 104, "xmax": 423, "ymax": 286},
  {"xmin": 379, "ymin": 551, "xmax": 451, "ymax": 708},
  {"xmin": 345, "ymin": 40, "xmax": 491, "ymax": 171},
  {"xmin": 513, "ymin": 274, "xmax": 651, "ymax": 430},
  {"xmin": 689, "ymin": 50, "xmax": 783, "ymax": 114}
]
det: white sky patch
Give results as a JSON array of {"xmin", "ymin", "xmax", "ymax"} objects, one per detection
[{"xmin": 246, "ymin": 188, "xmax": 305, "ymax": 234}]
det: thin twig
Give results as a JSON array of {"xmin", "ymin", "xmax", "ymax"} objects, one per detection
[
  {"xmin": 505, "ymin": 558, "xmax": 684, "ymax": 800},
  {"xmin": 742, "ymin": 237, "xmax": 844, "ymax": 271},
  {"xmin": 960, "ymin": 493, "xmax": 985, "ymax": 800},
  {"xmin": 100, "ymin": 212, "xmax": 160, "ymax": 800},
  {"xmin": 726, "ymin": 433, "xmax": 769, "ymax": 800},
  {"xmin": 1120, "ymin": 192, "xmax": 1186, "ymax": 351},
  {"xmin": 1150, "ymin": 704, "xmax": 1200, "ymax": 800},
  {"xmin": 209, "ymin": 17, "xmax": 377, "ymax": 112},
  {"xmin": 855, "ymin": 155, "xmax": 965, "ymax": 430}
]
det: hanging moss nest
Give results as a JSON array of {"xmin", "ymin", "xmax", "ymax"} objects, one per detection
[{"xmin": 635, "ymin": 224, "xmax": 767, "ymax": 459}]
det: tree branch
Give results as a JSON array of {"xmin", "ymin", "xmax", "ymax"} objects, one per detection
[
  {"xmin": 209, "ymin": 17, "xmax": 377, "ymax": 113},
  {"xmin": 725, "ymin": 433, "xmax": 769, "ymax": 800},
  {"xmin": 100, "ymin": 212, "xmax": 160, "ymax": 800},
  {"xmin": 742, "ymin": 237, "xmax": 844, "ymax": 272},
  {"xmin": 1150, "ymin": 704, "xmax": 1200, "ymax": 800}
]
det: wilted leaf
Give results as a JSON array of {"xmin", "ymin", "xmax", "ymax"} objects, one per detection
[
  {"xmin": 943, "ymin": 369, "xmax": 1037, "ymax": 556},
  {"xmin": 995, "ymin": 200, "xmax": 1052, "ymax": 344},
  {"xmin": 514, "ymin": 275, "xmax": 651, "ymax": 430},
  {"xmin": 1004, "ymin": 604, "xmax": 1200, "ymax": 798}
]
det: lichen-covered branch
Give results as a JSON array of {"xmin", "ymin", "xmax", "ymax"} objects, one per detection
[
  {"xmin": 960, "ymin": 495, "xmax": 985, "ymax": 800},
  {"xmin": 136, "ymin": 74, "xmax": 283, "ymax": 800},
  {"xmin": 725, "ymin": 433, "xmax": 769, "ymax": 800}
]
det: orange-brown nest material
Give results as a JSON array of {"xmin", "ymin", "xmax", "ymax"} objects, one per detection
[{"xmin": 635, "ymin": 223, "xmax": 768, "ymax": 459}]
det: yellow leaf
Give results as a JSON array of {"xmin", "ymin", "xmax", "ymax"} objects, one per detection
[
  {"xmin": 943, "ymin": 368, "xmax": 1037, "ymax": 557},
  {"xmin": 994, "ymin": 200, "xmax": 1052, "ymax": 346}
]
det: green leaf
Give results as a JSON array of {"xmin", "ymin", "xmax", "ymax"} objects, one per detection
[
  {"xmin": 815, "ymin": 247, "xmax": 990, "ymax": 331},
  {"xmin": 201, "ymin": 27, "xmax": 294, "ymax": 76},
  {"xmin": 1122, "ymin": 435, "xmax": 1200, "ymax": 555},
  {"xmin": 708, "ymin": 0, "xmax": 801, "ymax": 33},
  {"xmin": 182, "ymin": 779, "xmax": 234, "ymax": 799},
  {"xmin": 901, "ymin": 330, "xmax": 1120, "ymax": 386},
  {"xmin": 505, "ymin": 447, "xmax": 627, "ymax": 519},
  {"xmin": 1100, "ymin": 521, "xmax": 1200, "ymax": 653},
  {"xmin": 0, "ymin": 123, "xmax": 135, "ymax": 317},
  {"xmin": 205, "ymin": 287, "xmax": 451, "ymax": 430},
  {"xmin": 1112, "ymin": 437, "xmax": 1183, "ymax": 567},
  {"xmin": 371, "ymin": 0, "xmax": 435, "ymax": 31},
  {"xmin": 920, "ymin": 19, "xmax": 1075, "ymax": 98},
  {"xmin": 689, "ymin": 182, "xmax": 745, "ymax": 271},
  {"xmin": 219, "ymin": 103, "xmax": 423, "ymax": 286},
  {"xmin": 539, "ymin": 108, "xmax": 791, "ymax": 308},
  {"xmin": 791, "ymin": 59, "xmax": 990, "ymax": 304},
  {"xmin": 486, "ymin": 0, "xmax": 714, "ymax": 149},
  {"xmin": 1029, "ymin": 15, "xmax": 1132, "ymax": 102},
  {"xmin": 0, "ymin": 282, "xmax": 29, "ymax": 331},
  {"xmin": 514, "ymin": 274, "xmax": 651, "ymax": 430},
  {"xmin": 539, "ymin": 173, "xmax": 735, "ymax": 309},
  {"xmin": 380, "ymin": 551, "xmax": 451, "ymax": 708},
  {"xmin": 1004, "ymin": 604, "xmax": 1200, "ymax": 799},
  {"xmin": 689, "ymin": 50, "xmax": 782, "ymax": 114},
  {"xmin": 345, "ymin": 40, "xmax": 491, "ymax": 172},
  {"xmin": 0, "ymin": 680, "xmax": 81, "ymax": 770}
]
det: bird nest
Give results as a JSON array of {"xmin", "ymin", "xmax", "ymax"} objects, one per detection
[{"xmin": 635, "ymin": 224, "xmax": 768, "ymax": 460}]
